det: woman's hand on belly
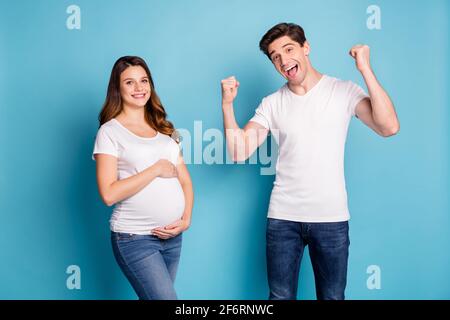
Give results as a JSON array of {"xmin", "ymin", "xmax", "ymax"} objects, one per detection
[
  {"xmin": 151, "ymin": 218, "xmax": 190, "ymax": 239},
  {"xmin": 155, "ymin": 159, "xmax": 178, "ymax": 178}
]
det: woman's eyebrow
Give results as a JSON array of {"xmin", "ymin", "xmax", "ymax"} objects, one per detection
[{"xmin": 122, "ymin": 76, "xmax": 149, "ymax": 82}]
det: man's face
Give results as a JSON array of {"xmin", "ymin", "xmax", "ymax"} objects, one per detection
[{"xmin": 267, "ymin": 35, "xmax": 310, "ymax": 85}]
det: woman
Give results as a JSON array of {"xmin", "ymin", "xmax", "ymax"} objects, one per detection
[{"xmin": 92, "ymin": 56, "xmax": 193, "ymax": 300}]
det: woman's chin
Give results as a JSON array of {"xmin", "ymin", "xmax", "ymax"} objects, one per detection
[{"xmin": 127, "ymin": 102, "xmax": 149, "ymax": 109}]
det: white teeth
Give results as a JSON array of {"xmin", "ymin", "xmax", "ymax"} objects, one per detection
[{"xmin": 285, "ymin": 65, "xmax": 296, "ymax": 72}]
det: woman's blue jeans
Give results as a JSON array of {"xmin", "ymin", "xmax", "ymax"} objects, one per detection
[{"xmin": 111, "ymin": 232, "xmax": 182, "ymax": 300}]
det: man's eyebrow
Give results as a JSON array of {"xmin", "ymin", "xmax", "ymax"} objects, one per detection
[
  {"xmin": 282, "ymin": 42, "xmax": 296, "ymax": 48},
  {"xmin": 269, "ymin": 43, "xmax": 296, "ymax": 58}
]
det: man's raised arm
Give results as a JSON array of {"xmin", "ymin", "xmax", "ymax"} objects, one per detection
[{"xmin": 221, "ymin": 76, "xmax": 269, "ymax": 161}]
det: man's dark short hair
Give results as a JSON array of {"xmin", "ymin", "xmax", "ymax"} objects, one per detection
[{"xmin": 259, "ymin": 23, "xmax": 307, "ymax": 59}]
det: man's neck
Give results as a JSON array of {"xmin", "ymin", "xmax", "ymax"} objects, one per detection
[{"xmin": 287, "ymin": 68, "xmax": 323, "ymax": 96}]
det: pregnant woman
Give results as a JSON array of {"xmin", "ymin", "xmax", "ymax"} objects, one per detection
[{"xmin": 92, "ymin": 56, "xmax": 193, "ymax": 300}]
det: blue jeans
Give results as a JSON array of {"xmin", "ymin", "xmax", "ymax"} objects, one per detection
[
  {"xmin": 111, "ymin": 232, "xmax": 182, "ymax": 300},
  {"xmin": 266, "ymin": 218, "xmax": 349, "ymax": 300}
]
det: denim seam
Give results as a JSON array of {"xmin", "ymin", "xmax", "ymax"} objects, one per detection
[{"xmin": 115, "ymin": 237, "xmax": 155, "ymax": 300}]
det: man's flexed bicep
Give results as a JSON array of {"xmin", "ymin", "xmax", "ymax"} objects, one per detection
[
  {"xmin": 227, "ymin": 121, "xmax": 269, "ymax": 162},
  {"xmin": 221, "ymin": 76, "xmax": 269, "ymax": 162}
]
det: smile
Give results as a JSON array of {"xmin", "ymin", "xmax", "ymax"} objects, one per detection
[
  {"xmin": 284, "ymin": 64, "xmax": 299, "ymax": 78},
  {"xmin": 131, "ymin": 93, "xmax": 147, "ymax": 99}
]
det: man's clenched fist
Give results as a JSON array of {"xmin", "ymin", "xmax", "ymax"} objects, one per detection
[
  {"xmin": 221, "ymin": 76, "xmax": 240, "ymax": 104},
  {"xmin": 349, "ymin": 44, "xmax": 371, "ymax": 73}
]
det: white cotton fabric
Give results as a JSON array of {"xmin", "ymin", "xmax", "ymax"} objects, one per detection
[
  {"xmin": 250, "ymin": 75, "xmax": 368, "ymax": 222},
  {"xmin": 92, "ymin": 118, "xmax": 184, "ymax": 234}
]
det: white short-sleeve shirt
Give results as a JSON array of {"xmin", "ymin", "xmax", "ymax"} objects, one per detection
[
  {"xmin": 250, "ymin": 75, "xmax": 368, "ymax": 222},
  {"xmin": 92, "ymin": 118, "xmax": 185, "ymax": 234}
]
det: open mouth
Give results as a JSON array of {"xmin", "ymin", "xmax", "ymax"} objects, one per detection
[
  {"xmin": 284, "ymin": 64, "xmax": 299, "ymax": 79},
  {"xmin": 131, "ymin": 93, "xmax": 147, "ymax": 99}
]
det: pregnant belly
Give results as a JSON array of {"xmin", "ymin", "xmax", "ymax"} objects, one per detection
[{"xmin": 114, "ymin": 177, "xmax": 185, "ymax": 229}]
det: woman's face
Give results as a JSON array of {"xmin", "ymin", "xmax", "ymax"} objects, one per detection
[{"xmin": 119, "ymin": 65, "xmax": 151, "ymax": 109}]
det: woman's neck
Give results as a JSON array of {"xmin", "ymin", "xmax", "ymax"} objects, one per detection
[{"xmin": 117, "ymin": 105, "xmax": 146, "ymax": 125}]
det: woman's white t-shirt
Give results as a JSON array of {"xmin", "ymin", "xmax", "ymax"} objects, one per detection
[{"xmin": 92, "ymin": 118, "xmax": 185, "ymax": 235}]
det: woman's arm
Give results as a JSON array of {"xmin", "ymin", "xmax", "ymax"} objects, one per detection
[
  {"xmin": 152, "ymin": 154, "xmax": 194, "ymax": 239},
  {"xmin": 177, "ymin": 155, "xmax": 194, "ymax": 228},
  {"xmin": 95, "ymin": 154, "xmax": 177, "ymax": 206}
]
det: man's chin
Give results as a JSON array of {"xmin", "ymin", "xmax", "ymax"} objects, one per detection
[
  {"xmin": 287, "ymin": 78, "xmax": 302, "ymax": 86},
  {"xmin": 280, "ymin": 74, "xmax": 304, "ymax": 86}
]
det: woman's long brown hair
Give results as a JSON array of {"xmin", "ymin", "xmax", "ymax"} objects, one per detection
[{"xmin": 98, "ymin": 56, "xmax": 175, "ymax": 138}]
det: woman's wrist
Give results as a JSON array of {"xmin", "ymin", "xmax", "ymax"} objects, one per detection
[
  {"xmin": 181, "ymin": 217, "xmax": 191, "ymax": 231},
  {"xmin": 151, "ymin": 161, "xmax": 161, "ymax": 177}
]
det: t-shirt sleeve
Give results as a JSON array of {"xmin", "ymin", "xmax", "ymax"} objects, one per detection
[
  {"xmin": 170, "ymin": 141, "xmax": 181, "ymax": 165},
  {"xmin": 161, "ymin": 138, "xmax": 181, "ymax": 165},
  {"xmin": 347, "ymin": 81, "xmax": 369, "ymax": 117},
  {"xmin": 249, "ymin": 97, "xmax": 271, "ymax": 129},
  {"xmin": 92, "ymin": 127, "xmax": 118, "ymax": 160}
]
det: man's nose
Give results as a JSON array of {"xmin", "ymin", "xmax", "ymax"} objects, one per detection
[{"xmin": 280, "ymin": 55, "xmax": 287, "ymax": 68}]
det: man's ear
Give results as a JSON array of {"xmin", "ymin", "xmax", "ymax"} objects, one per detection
[{"xmin": 303, "ymin": 41, "xmax": 310, "ymax": 56}]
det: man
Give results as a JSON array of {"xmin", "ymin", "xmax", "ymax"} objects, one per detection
[{"xmin": 220, "ymin": 22, "xmax": 399, "ymax": 300}]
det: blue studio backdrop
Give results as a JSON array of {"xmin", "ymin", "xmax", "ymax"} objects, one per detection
[{"xmin": 0, "ymin": 0, "xmax": 449, "ymax": 299}]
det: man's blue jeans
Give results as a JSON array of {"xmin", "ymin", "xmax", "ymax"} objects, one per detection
[
  {"xmin": 111, "ymin": 232, "xmax": 182, "ymax": 300},
  {"xmin": 266, "ymin": 218, "xmax": 350, "ymax": 300}
]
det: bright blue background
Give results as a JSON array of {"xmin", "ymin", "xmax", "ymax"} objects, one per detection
[{"xmin": 0, "ymin": 0, "xmax": 449, "ymax": 299}]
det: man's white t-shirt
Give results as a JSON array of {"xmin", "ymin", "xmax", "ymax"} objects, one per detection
[
  {"xmin": 250, "ymin": 75, "xmax": 368, "ymax": 222},
  {"xmin": 92, "ymin": 118, "xmax": 185, "ymax": 234}
]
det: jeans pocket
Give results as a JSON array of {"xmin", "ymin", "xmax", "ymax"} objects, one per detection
[
  {"xmin": 307, "ymin": 221, "xmax": 349, "ymax": 249},
  {"xmin": 115, "ymin": 232, "xmax": 136, "ymax": 241}
]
